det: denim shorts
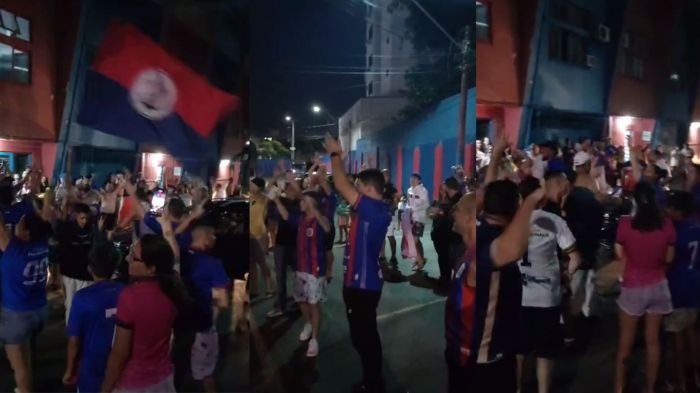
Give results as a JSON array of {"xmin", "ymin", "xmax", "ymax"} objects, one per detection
[
  {"xmin": 0, "ymin": 306, "xmax": 49, "ymax": 345},
  {"xmin": 617, "ymin": 280, "xmax": 672, "ymax": 317}
]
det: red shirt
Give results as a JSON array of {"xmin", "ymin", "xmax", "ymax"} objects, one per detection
[
  {"xmin": 616, "ymin": 217, "xmax": 676, "ymax": 288},
  {"xmin": 115, "ymin": 279, "xmax": 176, "ymax": 389}
]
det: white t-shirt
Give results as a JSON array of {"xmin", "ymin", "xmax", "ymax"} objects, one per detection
[
  {"xmin": 518, "ymin": 209, "xmax": 576, "ymax": 308},
  {"xmin": 407, "ymin": 184, "xmax": 429, "ymax": 224},
  {"xmin": 529, "ymin": 154, "xmax": 545, "ymax": 180}
]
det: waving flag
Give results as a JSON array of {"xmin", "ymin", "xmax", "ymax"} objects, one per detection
[{"xmin": 78, "ymin": 22, "xmax": 240, "ymax": 159}]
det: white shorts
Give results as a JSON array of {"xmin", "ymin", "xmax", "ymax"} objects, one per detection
[
  {"xmin": 191, "ymin": 327, "xmax": 219, "ymax": 380},
  {"xmin": 294, "ymin": 272, "xmax": 328, "ymax": 304}
]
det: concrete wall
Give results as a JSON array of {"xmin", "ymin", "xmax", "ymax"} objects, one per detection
[
  {"xmin": 0, "ymin": 0, "xmax": 79, "ymax": 141},
  {"xmin": 352, "ymin": 91, "xmax": 474, "ymax": 200},
  {"xmin": 476, "ymin": 0, "xmax": 537, "ymax": 106}
]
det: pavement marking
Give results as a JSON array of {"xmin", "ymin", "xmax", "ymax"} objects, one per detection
[{"xmin": 376, "ymin": 298, "xmax": 446, "ymax": 322}]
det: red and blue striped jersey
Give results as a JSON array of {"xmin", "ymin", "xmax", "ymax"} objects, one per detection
[
  {"xmin": 295, "ymin": 214, "xmax": 327, "ymax": 277},
  {"xmin": 445, "ymin": 248, "xmax": 475, "ymax": 366},
  {"xmin": 343, "ymin": 195, "xmax": 392, "ymax": 291}
]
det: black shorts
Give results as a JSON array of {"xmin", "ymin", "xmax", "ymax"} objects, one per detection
[
  {"xmin": 470, "ymin": 355, "xmax": 517, "ymax": 393},
  {"xmin": 516, "ymin": 306, "xmax": 563, "ymax": 359},
  {"xmin": 101, "ymin": 213, "xmax": 117, "ymax": 231},
  {"xmin": 325, "ymin": 226, "xmax": 335, "ymax": 251},
  {"xmin": 412, "ymin": 222, "xmax": 425, "ymax": 237}
]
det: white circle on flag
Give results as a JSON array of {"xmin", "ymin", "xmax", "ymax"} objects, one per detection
[{"xmin": 129, "ymin": 68, "xmax": 177, "ymax": 120}]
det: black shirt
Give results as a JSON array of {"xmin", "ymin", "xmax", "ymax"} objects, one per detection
[
  {"xmin": 563, "ymin": 187, "xmax": 603, "ymax": 269},
  {"xmin": 432, "ymin": 192, "xmax": 463, "ymax": 239},
  {"xmin": 56, "ymin": 220, "xmax": 95, "ymax": 281},
  {"xmin": 383, "ymin": 182, "xmax": 398, "ymax": 211},
  {"xmin": 276, "ymin": 197, "xmax": 301, "ymax": 247}
]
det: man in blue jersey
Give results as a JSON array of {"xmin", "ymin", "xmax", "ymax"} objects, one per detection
[
  {"xmin": 664, "ymin": 191, "xmax": 700, "ymax": 391},
  {"xmin": 0, "ymin": 190, "xmax": 53, "ymax": 393},
  {"xmin": 324, "ymin": 134, "xmax": 392, "ymax": 393},
  {"xmin": 273, "ymin": 190, "xmax": 331, "ymax": 357},
  {"xmin": 63, "ymin": 243, "xmax": 124, "ymax": 392},
  {"xmin": 178, "ymin": 222, "xmax": 229, "ymax": 393}
]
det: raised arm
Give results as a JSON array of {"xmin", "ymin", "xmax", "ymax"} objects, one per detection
[
  {"xmin": 272, "ymin": 194, "xmax": 289, "ymax": 221},
  {"xmin": 485, "ymin": 133, "xmax": 509, "ymax": 186},
  {"xmin": 312, "ymin": 205, "xmax": 331, "ymax": 233},
  {"xmin": 0, "ymin": 212, "xmax": 10, "ymax": 251},
  {"xmin": 490, "ymin": 187, "xmax": 543, "ymax": 268},
  {"xmin": 324, "ymin": 134, "xmax": 359, "ymax": 206},
  {"xmin": 630, "ymin": 145, "xmax": 643, "ymax": 181}
]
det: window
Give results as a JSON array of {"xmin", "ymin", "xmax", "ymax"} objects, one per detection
[
  {"xmin": 549, "ymin": 27, "xmax": 587, "ymax": 66},
  {"xmin": 386, "ymin": 36, "xmax": 390, "ymax": 45},
  {"xmin": 367, "ymin": 24, "xmax": 373, "ymax": 42},
  {"xmin": 368, "ymin": 54, "xmax": 373, "ymax": 68},
  {"xmin": 385, "ymin": 69, "xmax": 389, "ymax": 77},
  {"xmin": 621, "ymin": 53, "xmax": 644, "ymax": 80},
  {"xmin": 0, "ymin": 42, "xmax": 30, "ymax": 83},
  {"xmin": 476, "ymin": 2, "xmax": 491, "ymax": 41},
  {"xmin": 367, "ymin": 81, "xmax": 374, "ymax": 96},
  {"xmin": 0, "ymin": 9, "xmax": 30, "ymax": 42},
  {"xmin": 621, "ymin": 31, "xmax": 646, "ymax": 80},
  {"xmin": 550, "ymin": 0, "xmax": 591, "ymax": 31}
]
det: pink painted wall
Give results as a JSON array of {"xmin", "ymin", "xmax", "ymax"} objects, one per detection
[
  {"xmin": 689, "ymin": 123, "xmax": 700, "ymax": 160},
  {"xmin": 433, "ymin": 143, "xmax": 443, "ymax": 201},
  {"xmin": 476, "ymin": 104, "xmax": 522, "ymax": 145},
  {"xmin": 608, "ymin": 116, "xmax": 656, "ymax": 148},
  {"xmin": 412, "ymin": 146, "xmax": 420, "ymax": 174}
]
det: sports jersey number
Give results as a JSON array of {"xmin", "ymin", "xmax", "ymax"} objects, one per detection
[
  {"xmin": 689, "ymin": 241, "xmax": 699, "ymax": 270},
  {"xmin": 22, "ymin": 257, "xmax": 49, "ymax": 286}
]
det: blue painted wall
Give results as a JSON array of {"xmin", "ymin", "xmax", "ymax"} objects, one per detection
[{"xmin": 353, "ymin": 90, "xmax": 474, "ymax": 199}]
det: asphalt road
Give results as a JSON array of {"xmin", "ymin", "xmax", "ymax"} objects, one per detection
[
  {"xmin": 250, "ymin": 224, "xmax": 449, "ymax": 393},
  {"xmin": 0, "ymin": 288, "xmax": 250, "ymax": 393}
]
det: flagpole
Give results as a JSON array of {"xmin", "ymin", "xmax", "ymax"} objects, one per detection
[{"xmin": 55, "ymin": 0, "xmax": 91, "ymax": 183}]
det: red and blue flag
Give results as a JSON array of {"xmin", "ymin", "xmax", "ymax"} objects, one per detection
[{"xmin": 78, "ymin": 22, "xmax": 240, "ymax": 160}]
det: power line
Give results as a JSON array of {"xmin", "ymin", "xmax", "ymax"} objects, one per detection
[{"xmin": 406, "ymin": 0, "xmax": 460, "ymax": 46}]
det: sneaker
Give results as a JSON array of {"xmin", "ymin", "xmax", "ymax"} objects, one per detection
[
  {"xmin": 306, "ymin": 337, "xmax": 319, "ymax": 357},
  {"xmin": 298, "ymin": 323, "xmax": 312, "ymax": 341},
  {"xmin": 266, "ymin": 309, "xmax": 284, "ymax": 318}
]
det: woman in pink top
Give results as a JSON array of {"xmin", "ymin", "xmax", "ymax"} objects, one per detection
[
  {"xmin": 101, "ymin": 234, "xmax": 191, "ymax": 393},
  {"xmin": 614, "ymin": 182, "xmax": 675, "ymax": 393}
]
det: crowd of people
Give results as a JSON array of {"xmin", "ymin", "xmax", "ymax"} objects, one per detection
[
  {"xmin": 0, "ymin": 149, "xmax": 247, "ymax": 393},
  {"xmin": 463, "ymin": 134, "xmax": 700, "ymax": 393},
  {"xmin": 247, "ymin": 133, "xmax": 475, "ymax": 393}
]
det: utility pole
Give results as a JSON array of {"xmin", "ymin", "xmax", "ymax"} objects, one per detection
[
  {"xmin": 457, "ymin": 27, "xmax": 469, "ymax": 173},
  {"xmin": 291, "ymin": 120, "xmax": 296, "ymax": 162}
]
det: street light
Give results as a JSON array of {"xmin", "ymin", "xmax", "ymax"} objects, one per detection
[
  {"xmin": 285, "ymin": 115, "xmax": 296, "ymax": 161},
  {"xmin": 312, "ymin": 105, "xmax": 321, "ymax": 113}
]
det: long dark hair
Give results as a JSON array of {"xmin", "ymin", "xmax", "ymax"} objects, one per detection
[
  {"xmin": 139, "ymin": 234, "xmax": 191, "ymax": 313},
  {"xmin": 631, "ymin": 182, "xmax": 663, "ymax": 232}
]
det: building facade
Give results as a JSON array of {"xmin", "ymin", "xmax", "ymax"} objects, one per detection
[{"xmin": 477, "ymin": 0, "xmax": 700, "ymax": 154}]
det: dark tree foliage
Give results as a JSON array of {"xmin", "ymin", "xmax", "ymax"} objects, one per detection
[{"xmin": 388, "ymin": 0, "xmax": 475, "ymax": 119}]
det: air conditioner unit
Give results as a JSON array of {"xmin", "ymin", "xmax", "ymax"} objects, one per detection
[
  {"xmin": 586, "ymin": 55, "xmax": 597, "ymax": 68},
  {"xmin": 597, "ymin": 24, "xmax": 610, "ymax": 42},
  {"xmin": 622, "ymin": 33, "xmax": 630, "ymax": 49}
]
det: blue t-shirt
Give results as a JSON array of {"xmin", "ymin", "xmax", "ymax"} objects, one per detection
[
  {"xmin": 181, "ymin": 249, "xmax": 229, "ymax": 331},
  {"xmin": 1, "ymin": 238, "xmax": 49, "ymax": 311},
  {"xmin": 667, "ymin": 220, "xmax": 700, "ymax": 309},
  {"xmin": 67, "ymin": 280, "xmax": 124, "ymax": 393},
  {"xmin": 290, "ymin": 213, "xmax": 327, "ymax": 277},
  {"xmin": 343, "ymin": 196, "xmax": 391, "ymax": 291},
  {"xmin": 142, "ymin": 214, "xmax": 193, "ymax": 251},
  {"xmin": 0, "ymin": 199, "xmax": 34, "ymax": 258}
]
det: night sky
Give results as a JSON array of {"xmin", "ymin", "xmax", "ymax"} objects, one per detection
[{"xmin": 250, "ymin": 0, "xmax": 366, "ymax": 139}]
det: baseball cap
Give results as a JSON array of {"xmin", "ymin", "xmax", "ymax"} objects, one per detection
[{"xmin": 573, "ymin": 151, "xmax": 591, "ymax": 168}]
